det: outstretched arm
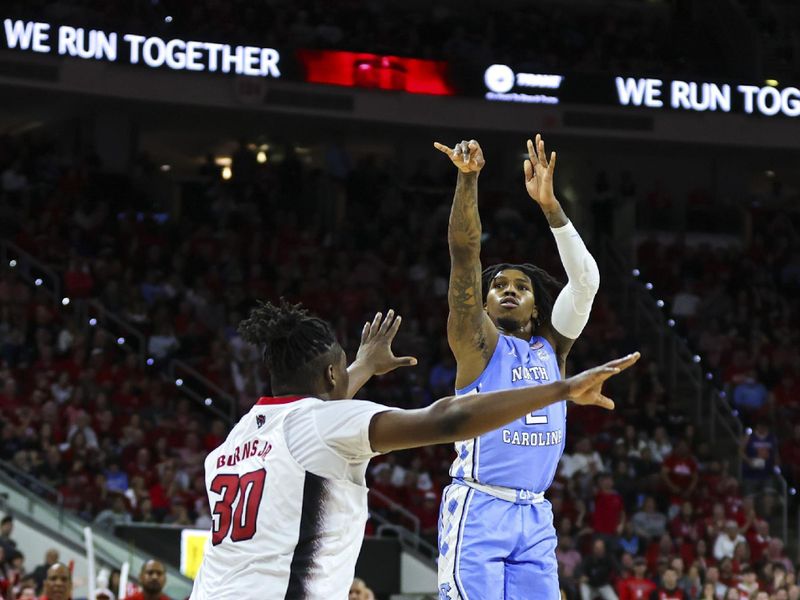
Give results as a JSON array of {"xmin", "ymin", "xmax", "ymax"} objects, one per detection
[
  {"xmin": 524, "ymin": 134, "xmax": 599, "ymax": 368},
  {"xmin": 346, "ymin": 310, "xmax": 417, "ymax": 398},
  {"xmin": 434, "ymin": 140, "xmax": 499, "ymax": 389},
  {"xmin": 369, "ymin": 352, "xmax": 639, "ymax": 453}
]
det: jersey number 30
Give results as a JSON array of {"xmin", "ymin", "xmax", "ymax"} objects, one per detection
[{"xmin": 210, "ymin": 470, "xmax": 266, "ymax": 545}]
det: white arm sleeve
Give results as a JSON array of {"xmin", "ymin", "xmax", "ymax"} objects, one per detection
[{"xmin": 549, "ymin": 220, "xmax": 599, "ymax": 340}]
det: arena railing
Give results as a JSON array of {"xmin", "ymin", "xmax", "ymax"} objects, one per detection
[
  {"xmin": 368, "ymin": 487, "xmax": 437, "ymax": 560},
  {"xmin": 167, "ymin": 360, "xmax": 238, "ymax": 424},
  {"xmin": 2, "ymin": 239, "xmax": 437, "ymax": 563},
  {"xmin": 2, "ymin": 238, "xmax": 239, "ymax": 424},
  {"xmin": 1, "ymin": 240, "xmax": 62, "ymax": 300},
  {"xmin": 603, "ymin": 239, "xmax": 791, "ymax": 550}
]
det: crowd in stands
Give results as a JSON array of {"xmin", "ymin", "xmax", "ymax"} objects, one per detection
[
  {"xmin": 636, "ymin": 202, "xmax": 800, "ymax": 495},
  {"xmin": 0, "ymin": 515, "xmax": 170, "ymax": 600},
  {"xmin": 4, "ymin": 0, "xmax": 755, "ymax": 79},
  {"xmin": 0, "ymin": 125, "xmax": 799, "ymax": 600}
]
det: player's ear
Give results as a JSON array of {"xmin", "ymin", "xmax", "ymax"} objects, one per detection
[{"xmin": 324, "ymin": 363, "xmax": 336, "ymax": 391}]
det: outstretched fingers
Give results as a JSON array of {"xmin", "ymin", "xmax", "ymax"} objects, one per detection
[
  {"xmin": 387, "ymin": 313, "xmax": 403, "ymax": 341},
  {"xmin": 536, "ymin": 134, "xmax": 548, "ymax": 167},
  {"xmin": 526, "ymin": 138, "xmax": 536, "ymax": 164},
  {"xmin": 604, "ymin": 352, "xmax": 641, "ymax": 372},
  {"xmin": 593, "ymin": 393, "xmax": 615, "ymax": 410},
  {"xmin": 433, "ymin": 142, "xmax": 454, "ymax": 158},
  {"xmin": 378, "ymin": 309, "xmax": 396, "ymax": 336}
]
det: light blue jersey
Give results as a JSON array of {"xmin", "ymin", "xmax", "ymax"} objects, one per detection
[
  {"xmin": 439, "ymin": 333, "xmax": 565, "ymax": 599},
  {"xmin": 448, "ymin": 333, "xmax": 566, "ymax": 493}
]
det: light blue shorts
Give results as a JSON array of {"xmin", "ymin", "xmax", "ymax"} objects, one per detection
[{"xmin": 437, "ymin": 482, "xmax": 559, "ymax": 600}]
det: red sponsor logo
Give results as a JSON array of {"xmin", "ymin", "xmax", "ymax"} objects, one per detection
[{"xmin": 297, "ymin": 49, "xmax": 454, "ymax": 95}]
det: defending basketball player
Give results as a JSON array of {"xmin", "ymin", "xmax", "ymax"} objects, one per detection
[
  {"xmin": 433, "ymin": 135, "xmax": 600, "ymax": 599},
  {"xmin": 189, "ymin": 300, "xmax": 637, "ymax": 599}
]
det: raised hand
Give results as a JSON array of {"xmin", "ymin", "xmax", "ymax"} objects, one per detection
[
  {"xmin": 434, "ymin": 139, "xmax": 485, "ymax": 174},
  {"xmin": 565, "ymin": 352, "xmax": 641, "ymax": 409},
  {"xmin": 355, "ymin": 310, "xmax": 418, "ymax": 376},
  {"xmin": 524, "ymin": 133, "xmax": 558, "ymax": 208}
]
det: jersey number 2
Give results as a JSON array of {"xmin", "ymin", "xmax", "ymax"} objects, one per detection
[
  {"xmin": 525, "ymin": 413, "xmax": 548, "ymax": 425},
  {"xmin": 210, "ymin": 470, "xmax": 266, "ymax": 545}
]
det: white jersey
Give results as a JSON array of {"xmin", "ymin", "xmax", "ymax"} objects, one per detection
[{"xmin": 190, "ymin": 395, "xmax": 392, "ymax": 600}]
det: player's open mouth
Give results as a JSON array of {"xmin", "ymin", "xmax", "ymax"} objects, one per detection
[{"xmin": 500, "ymin": 298, "xmax": 519, "ymax": 308}]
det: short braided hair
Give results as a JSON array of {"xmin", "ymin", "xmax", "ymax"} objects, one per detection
[{"xmin": 238, "ymin": 298, "xmax": 339, "ymax": 389}]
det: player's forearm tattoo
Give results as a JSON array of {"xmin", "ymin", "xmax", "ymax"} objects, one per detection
[
  {"xmin": 448, "ymin": 172, "xmax": 481, "ymax": 250},
  {"xmin": 542, "ymin": 202, "xmax": 568, "ymax": 228}
]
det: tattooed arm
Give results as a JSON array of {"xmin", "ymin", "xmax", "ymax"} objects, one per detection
[{"xmin": 434, "ymin": 140, "xmax": 499, "ymax": 389}]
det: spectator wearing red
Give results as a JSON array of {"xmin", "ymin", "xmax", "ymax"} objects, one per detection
[
  {"xmin": 617, "ymin": 557, "xmax": 656, "ymax": 600},
  {"xmin": 64, "ymin": 258, "xmax": 94, "ymax": 298},
  {"xmin": 126, "ymin": 559, "xmax": 171, "ymax": 600},
  {"xmin": 592, "ymin": 473, "xmax": 626, "ymax": 537},
  {"xmin": 746, "ymin": 519, "xmax": 771, "ymax": 565},
  {"xmin": 414, "ymin": 491, "xmax": 439, "ymax": 544},
  {"xmin": 646, "ymin": 533, "xmax": 676, "ymax": 575},
  {"xmin": 649, "ymin": 567, "xmax": 684, "ymax": 600},
  {"xmin": 670, "ymin": 502, "xmax": 699, "ymax": 543},
  {"xmin": 660, "ymin": 441, "xmax": 698, "ymax": 508}
]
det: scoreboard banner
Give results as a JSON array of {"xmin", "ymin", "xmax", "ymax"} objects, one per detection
[{"xmin": 3, "ymin": 17, "xmax": 798, "ymax": 119}]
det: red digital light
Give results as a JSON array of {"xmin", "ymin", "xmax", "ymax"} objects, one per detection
[{"xmin": 296, "ymin": 49, "xmax": 455, "ymax": 96}]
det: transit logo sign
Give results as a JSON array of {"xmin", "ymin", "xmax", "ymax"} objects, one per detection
[{"xmin": 483, "ymin": 64, "xmax": 563, "ymax": 104}]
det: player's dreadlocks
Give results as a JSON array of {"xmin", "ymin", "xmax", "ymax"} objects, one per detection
[
  {"xmin": 238, "ymin": 298, "xmax": 339, "ymax": 390},
  {"xmin": 482, "ymin": 263, "xmax": 563, "ymax": 327}
]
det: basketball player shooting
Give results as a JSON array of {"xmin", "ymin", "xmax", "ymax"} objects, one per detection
[
  {"xmin": 433, "ymin": 135, "xmax": 601, "ymax": 599},
  {"xmin": 189, "ymin": 300, "xmax": 636, "ymax": 599}
]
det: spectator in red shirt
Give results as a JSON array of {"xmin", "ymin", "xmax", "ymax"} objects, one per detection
[
  {"xmin": 746, "ymin": 519, "xmax": 771, "ymax": 565},
  {"xmin": 126, "ymin": 559, "xmax": 171, "ymax": 600},
  {"xmin": 649, "ymin": 567, "xmax": 684, "ymax": 600},
  {"xmin": 660, "ymin": 440, "xmax": 698, "ymax": 510},
  {"xmin": 592, "ymin": 473, "xmax": 626, "ymax": 537},
  {"xmin": 415, "ymin": 491, "xmax": 439, "ymax": 545},
  {"xmin": 670, "ymin": 502, "xmax": 698, "ymax": 542},
  {"xmin": 618, "ymin": 557, "xmax": 656, "ymax": 600}
]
